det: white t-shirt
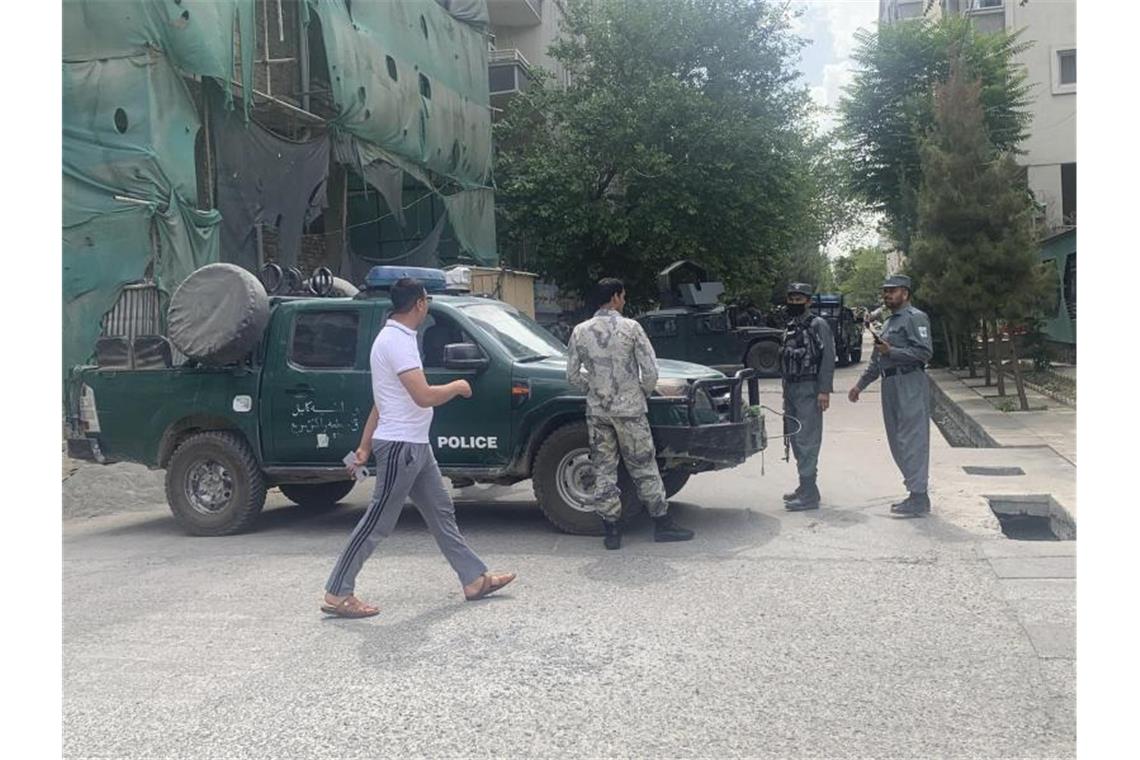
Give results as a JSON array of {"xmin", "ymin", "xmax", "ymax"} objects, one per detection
[{"xmin": 371, "ymin": 319, "xmax": 433, "ymax": 443}]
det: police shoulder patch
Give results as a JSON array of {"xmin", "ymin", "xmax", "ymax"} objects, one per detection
[{"xmin": 918, "ymin": 325, "xmax": 929, "ymax": 338}]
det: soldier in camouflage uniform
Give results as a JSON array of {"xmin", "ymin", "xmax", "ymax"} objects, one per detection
[{"xmin": 566, "ymin": 278, "xmax": 695, "ymax": 549}]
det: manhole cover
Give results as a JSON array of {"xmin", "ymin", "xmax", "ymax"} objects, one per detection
[{"xmin": 963, "ymin": 466, "xmax": 1025, "ymax": 476}]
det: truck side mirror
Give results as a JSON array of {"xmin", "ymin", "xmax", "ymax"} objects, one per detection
[{"xmin": 443, "ymin": 343, "xmax": 489, "ymax": 371}]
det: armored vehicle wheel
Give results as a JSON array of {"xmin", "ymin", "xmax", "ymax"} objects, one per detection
[
  {"xmin": 280, "ymin": 481, "xmax": 355, "ymax": 510},
  {"xmin": 168, "ymin": 264, "xmax": 270, "ymax": 366},
  {"xmin": 745, "ymin": 339, "xmax": 781, "ymax": 377},
  {"xmin": 533, "ymin": 421, "xmax": 642, "ymax": 535},
  {"xmin": 661, "ymin": 470, "xmax": 691, "ymax": 498},
  {"xmin": 165, "ymin": 431, "xmax": 266, "ymax": 536}
]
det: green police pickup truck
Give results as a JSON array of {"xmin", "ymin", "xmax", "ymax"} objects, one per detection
[{"xmin": 66, "ymin": 266, "xmax": 767, "ymax": 537}]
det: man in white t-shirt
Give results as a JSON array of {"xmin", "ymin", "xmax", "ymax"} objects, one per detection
[{"xmin": 321, "ymin": 278, "xmax": 516, "ymax": 618}]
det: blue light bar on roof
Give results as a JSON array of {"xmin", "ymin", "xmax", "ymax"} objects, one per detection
[{"xmin": 364, "ymin": 266, "xmax": 448, "ymax": 292}]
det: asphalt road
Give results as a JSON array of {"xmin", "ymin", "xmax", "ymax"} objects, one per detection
[{"xmin": 63, "ymin": 353, "xmax": 1075, "ymax": 759}]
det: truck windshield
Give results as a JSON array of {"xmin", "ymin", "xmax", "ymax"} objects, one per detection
[{"xmin": 459, "ymin": 303, "xmax": 567, "ymax": 361}]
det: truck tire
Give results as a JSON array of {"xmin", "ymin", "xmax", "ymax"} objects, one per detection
[
  {"xmin": 303, "ymin": 275, "xmax": 359, "ymax": 298},
  {"xmin": 745, "ymin": 339, "xmax": 781, "ymax": 377},
  {"xmin": 532, "ymin": 421, "xmax": 642, "ymax": 535},
  {"xmin": 168, "ymin": 263, "xmax": 270, "ymax": 366},
  {"xmin": 850, "ymin": 347, "xmax": 863, "ymax": 364},
  {"xmin": 280, "ymin": 481, "xmax": 355, "ymax": 510},
  {"xmin": 165, "ymin": 431, "xmax": 266, "ymax": 536},
  {"xmin": 836, "ymin": 344, "xmax": 851, "ymax": 367},
  {"xmin": 661, "ymin": 470, "xmax": 691, "ymax": 498}
]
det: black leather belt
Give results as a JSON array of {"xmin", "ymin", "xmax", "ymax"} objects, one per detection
[{"xmin": 882, "ymin": 366, "xmax": 925, "ymax": 378}]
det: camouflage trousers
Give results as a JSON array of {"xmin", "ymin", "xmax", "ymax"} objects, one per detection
[{"xmin": 587, "ymin": 415, "xmax": 668, "ymax": 521}]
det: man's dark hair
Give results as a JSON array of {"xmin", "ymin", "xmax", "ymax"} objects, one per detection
[
  {"xmin": 593, "ymin": 278, "xmax": 625, "ymax": 310},
  {"xmin": 391, "ymin": 278, "xmax": 427, "ymax": 314}
]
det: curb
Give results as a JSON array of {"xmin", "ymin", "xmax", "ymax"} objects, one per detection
[{"xmin": 927, "ymin": 375, "xmax": 1000, "ymax": 448}]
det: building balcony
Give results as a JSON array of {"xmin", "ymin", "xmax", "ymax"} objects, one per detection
[
  {"xmin": 489, "ymin": 48, "xmax": 532, "ymax": 111},
  {"xmin": 487, "ymin": 0, "xmax": 543, "ymax": 28}
]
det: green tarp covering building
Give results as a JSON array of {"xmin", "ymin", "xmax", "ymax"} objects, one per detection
[{"xmin": 62, "ymin": 0, "xmax": 497, "ymax": 381}]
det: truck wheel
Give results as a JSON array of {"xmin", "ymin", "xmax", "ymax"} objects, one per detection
[
  {"xmin": 850, "ymin": 348, "xmax": 863, "ymax": 364},
  {"xmin": 280, "ymin": 481, "xmax": 355, "ymax": 510},
  {"xmin": 662, "ymin": 470, "xmax": 691, "ymax": 498},
  {"xmin": 745, "ymin": 340, "xmax": 780, "ymax": 377},
  {"xmin": 837, "ymin": 346, "xmax": 851, "ymax": 367},
  {"xmin": 532, "ymin": 421, "xmax": 641, "ymax": 535},
  {"xmin": 165, "ymin": 431, "xmax": 266, "ymax": 536}
]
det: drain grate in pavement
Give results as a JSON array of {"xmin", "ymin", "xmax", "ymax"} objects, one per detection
[
  {"xmin": 987, "ymin": 496, "xmax": 1075, "ymax": 541},
  {"xmin": 963, "ymin": 465, "xmax": 1025, "ymax": 476}
]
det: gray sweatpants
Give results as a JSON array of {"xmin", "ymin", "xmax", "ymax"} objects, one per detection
[
  {"xmin": 784, "ymin": 380, "xmax": 823, "ymax": 481},
  {"xmin": 882, "ymin": 371, "xmax": 931, "ymax": 493},
  {"xmin": 325, "ymin": 440, "xmax": 487, "ymax": 596}
]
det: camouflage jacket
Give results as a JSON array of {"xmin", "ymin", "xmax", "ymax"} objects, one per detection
[{"xmin": 566, "ymin": 307, "xmax": 659, "ymax": 417}]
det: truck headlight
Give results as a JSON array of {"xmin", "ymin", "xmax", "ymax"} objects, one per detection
[{"xmin": 654, "ymin": 379, "xmax": 689, "ymax": 397}]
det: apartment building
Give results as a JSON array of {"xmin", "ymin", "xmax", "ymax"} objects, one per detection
[
  {"xmin": 881, "ymin": 0, "xmax": 1077, "ymax": 232},
  {"xmin": 878, "ymin": 0, "xmax": 1076, "ymax": 353},
  {"xmin": 487, "ymin": 0, "xmax": 569, "ymax": 117}
]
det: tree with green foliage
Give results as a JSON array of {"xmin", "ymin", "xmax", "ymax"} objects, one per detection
[
  {"xmin": 833, "ymin": 246, "xmax": 887, "ymax": 307},
  {"xmin": 908, "ymin": 64, "xmax": 1049, "ymax": 411},
  {"xmin": 839, "ymin": 16, "xmax": 1032, "ymax": 255},
  {"xmin": 494, "ymin": 0, "xmax": 846, "ymax": 310}
]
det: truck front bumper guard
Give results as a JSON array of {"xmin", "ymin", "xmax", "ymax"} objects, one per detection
[{"xmin": 651, "ymin": 369, "xmax": 765, "ymax": 467}]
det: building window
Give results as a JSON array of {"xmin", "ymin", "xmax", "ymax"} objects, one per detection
[
  {"xmin": 1052, "ymin": 47, "xmax": 1076, "ymax": 94},
  {"xmin": 1061, "ymin": 163, "xmax": 1076, "ymax": 227},
  {"xmin": 290, "ymin": 311, "xmax": 359, "ymax": 369},
  {"xmin": 1058, "ymin": 50, "xmax": 1076, "ymax": 85}
]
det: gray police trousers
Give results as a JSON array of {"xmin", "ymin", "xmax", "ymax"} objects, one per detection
[
  {"xmin": 784, "ymin": 381, "xmax": 823, "ymax": 480},
  {"xmin": 325, "ymin": 440, "xmax": 488, "ymax": 597},
  {"xmin": 881, "ymin": 371, "xmax": 931, "ymax": 493}
]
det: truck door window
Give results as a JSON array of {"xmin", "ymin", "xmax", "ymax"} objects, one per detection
[
  {"xmin": 694, "ymin": 313, "xmax": 727, "ymax": 334},
  {"xmin": 646, "ymin": 317, "xmax": 678, "ymax": 337},
  {"xmin": 290, "ymin": 311, "xmax": 359, "ymax": 369},
  {"xmin": 419, "ymin": 311, "xmax": 480, "ymax": 368}
]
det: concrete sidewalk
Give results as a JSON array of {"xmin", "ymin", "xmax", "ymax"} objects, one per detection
[
  {"xmin": 928, "ymin": 368, "xmax": 1076, "ymax": 465},
  {"xmin": 927, "ymin": 368, "xmax": 1076, "ymax": 527}
]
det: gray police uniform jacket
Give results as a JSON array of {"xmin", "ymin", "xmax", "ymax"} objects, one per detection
[
  {"xmin": 566, "ymin": 308, "xmax": 659, "ymax": 417},
  {"xmin": 856, "ymin": 304, "xmax": 933, "ymax": 389},
  {"xmin": 782, "ymin": 314, "xmax": 836, "ymax": 393}
]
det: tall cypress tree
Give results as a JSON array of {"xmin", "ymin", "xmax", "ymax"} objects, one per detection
[{"xmin": 909, "ymin": 62, "xmax": 1048, "ymax": 410}]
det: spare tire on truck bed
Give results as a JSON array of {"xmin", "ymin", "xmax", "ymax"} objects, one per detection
[{"xmin": 168, "ymin": 263, "xmax": 270, "ymax": 365}]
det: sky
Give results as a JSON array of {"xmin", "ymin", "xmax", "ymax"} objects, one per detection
[
  {"xmin": 790, "ymin": 1, "xmax": 884, "ymax": 255},
  {"xmin": 793, "ymin": 0, "xmax": 881, "ymax": 134}
]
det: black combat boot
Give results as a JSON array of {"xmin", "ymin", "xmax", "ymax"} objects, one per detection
[
  {"xmin": 891, "ymin": 492, "xmax": 931, "ymax": 516},
  {"xmin": 785, "ymin": 478, "xmax": 821, "ymax": 511},
  {"xmin": 602, "ymin": 519, "xmax": 622, "ymax": 550},
  {"xmin": 653, "ymin": 513, "xmax": 694, "ymax": 542},
  {"xmin": 782, "ymin": 483, "xmax": 804, "ymax": 503}
]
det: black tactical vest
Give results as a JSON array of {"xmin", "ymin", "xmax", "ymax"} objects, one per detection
[{"xmin": 780, "ymin": 316, "xmax": 823, "ymax": 380}]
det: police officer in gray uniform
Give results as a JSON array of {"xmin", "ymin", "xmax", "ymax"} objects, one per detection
[
  {"xmin": 847, "ymin": 275, "xmax": 934, "ymax": 515},
  {"xmin": 780, "ymin": 283, "xmax": 835, "ymax": 511}
]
